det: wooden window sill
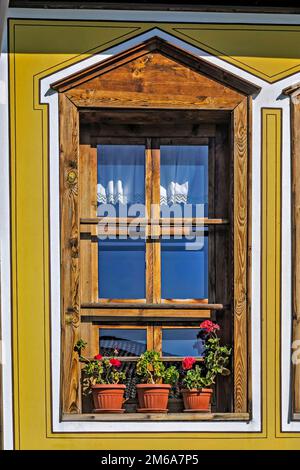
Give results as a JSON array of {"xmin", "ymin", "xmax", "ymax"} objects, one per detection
[
  {"xmin": 62, "ymin": 412, "xmax": 250, "ymax": 422},
  {"xmin": 80, "ymin": 302, "xmax": 225, "ymax": 319}
]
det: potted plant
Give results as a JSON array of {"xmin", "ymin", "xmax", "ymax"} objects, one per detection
[
  {"xmin": 135, "ymin": 350, "xmax": 179, "ymax": 413},
  {"xmin": 75, "ymin": 339, "xmax": 127, "ymax": 413},
  {"xmin": 181, "ymin": 320, "xmax": 231, "ymax": 412}
]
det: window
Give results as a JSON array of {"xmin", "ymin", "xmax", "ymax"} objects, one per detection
[
  {"xmin": 54, "ymin": 37, "xmax": 258, "ymax": 419},
  {"xmin": 78, "ymin": 112, "xmax": 236, "ymax": 415}
]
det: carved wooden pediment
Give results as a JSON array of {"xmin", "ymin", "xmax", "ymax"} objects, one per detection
[{"xmin": 52, "ymin": 37, "xmax": 260, "ymax": 110}]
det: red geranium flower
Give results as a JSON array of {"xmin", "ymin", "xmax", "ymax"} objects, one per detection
[
  {"xmin": 200, "ymin": 320, "xmax": 220, "ymax": 333},
  {"xmin": 109, "ymin": 358, "xmax": 122, "ymax": 368},
  {"xmin": 182, "ymin": 357, "xmax": 196, "ymax": 370},
  {"xmin": 94, "ymin": 354, "xmax": 102, "ymax": 361}
]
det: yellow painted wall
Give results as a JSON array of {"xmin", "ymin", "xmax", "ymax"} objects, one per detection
[{"xmin": 8, "ymin": 19, "xmax": 300, "ymax": 449}]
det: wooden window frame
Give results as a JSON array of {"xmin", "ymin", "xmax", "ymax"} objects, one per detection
[
  {"xmin": 81, "ymin": 135, "xmax": 225, "ymax": 312},
  {"xmin": 55, "ymin": 37, "xmax": 259, "ymax": 418},
  {"xmin": 283, "ymin": 84, "xmax": 300, "ymax": 417}
]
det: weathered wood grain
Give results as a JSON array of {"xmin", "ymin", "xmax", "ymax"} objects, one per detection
[
  {"xmin": 246, "ymin": 96, "xmax": 253, "ymax": 415},
  {"xmin": 233, "ymin": 98, "xmax": 248, "ymax": 413},
  {"xmin": 62, "ymin": 412, "xmax": 250, "ymax": 422},
  {"xmin": 59, "ymin": 94, "xmax": 81, "ymax": 414},
  {"xmin": 81, "ymin": 302, "xmax": 222, "ymax": 310},
  {"xmin": 66, "ymin": 51, "xmax": 243, "ymax": 110},
  {"xmin": 80, "ymin": 308, "xmax": 213, "ymax": 319},
  {"xmin": 79, "ymin": 145, "xmax": 98, "ymax": 303},
  {"xmin": 146, "ymin": 140, "xmax": 161, "ymax": 303},
  {"xmin": 153, "ymin": 326, "xmax": 162, "ymax": 352},
  {"xmin": 52, "ymin": 37, "xmax": 260, "ymax": 97},
  {"xmin": 290, "ymin": 95, "xmax": 300, "ymax": 412},
  {"xmin": 80, "ymin": 217, "xmax": 229, "ymax": 225}
]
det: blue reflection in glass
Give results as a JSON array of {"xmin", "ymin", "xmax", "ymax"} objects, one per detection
[
  {"xmin": 99, "ymin": 328, "xmax": 147, "ymax": 357},
  {"xmin": 98, "ymin": 238, "xmax": 145, "ymax": 298},
  {"xmin": 160, "ymin": 146, "xmax": 208, "ymax": 217},
  {"xmin": 162, "ymin": 328, "xmax": 206, "ymax": 357},
  {"xmin": 161, "ymin": 234, "xmax": 208, "ymax": 299}
]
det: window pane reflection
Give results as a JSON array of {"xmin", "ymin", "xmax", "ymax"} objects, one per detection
[
  {"xmin": 161, "ymin": 234, "xmax": 208, "ymax": 299},
  {"xmin": 162, "ymin": 328, "xmax": 205, "ymax": 357},
  {"xmin": 98, "ymin": 238, "xmax": 145, "ymax": 299},
  {"xmin": 99, "ymin": 328, "xmax": 147, "ymax": 357}
]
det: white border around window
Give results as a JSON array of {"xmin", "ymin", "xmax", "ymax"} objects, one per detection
[{"xmin": 40, "ymin": 29, "xmax": 263, "ymax": 433}]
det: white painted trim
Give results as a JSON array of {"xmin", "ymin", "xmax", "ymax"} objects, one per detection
[
  {"xmin": 0, "ymin": 1, "xmax": 9, "ymax": 50},
  {"xmin": 0, "ymin": 20, "xmax": 14, "ymax": 449},
  {"xmin": 40, "ymin": 29, "xmax": 262, "ymax": 433},
  {"xmin": 6, "ymin": 7, "xmax": 300, "ymax": 25}
]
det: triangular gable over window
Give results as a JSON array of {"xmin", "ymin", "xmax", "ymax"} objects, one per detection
[{"xmin": 51, "ymin": 37, "xmax": 260, "ymax": 109}]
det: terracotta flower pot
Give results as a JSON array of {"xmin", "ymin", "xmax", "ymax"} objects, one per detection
[
  {"xmin": 136, "ymin": 383, "xmax": 171, "ymax": 413},
  {"xmin": 181, "ymin": 388, "xmax": 213, "ymax": 412},
  {"xmin": 91, "ymin": 384, "xmax": 126, "ymax": 413}
]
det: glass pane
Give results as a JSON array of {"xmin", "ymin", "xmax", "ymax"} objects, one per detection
[
  {"xmin": 97, "ymin": 144, "xmax": 145, "ymax": 216},
  {"xmin": 99, "ymin": 328, "xmax": 147, "ymax": 357},
  {"xmin": 98, "ymin": 238, "xmax": 145, "ymax": 298},
  {"xmin": 161, "ymin": 234, "xmax": 208, "ymax": 299},
  {"xmin": 160, "ymin": 145, "xmax": 208, "ymax": 217},
  {"xmin": 162, "ymin": 328, "xmax": 206, "ymax": 357}
]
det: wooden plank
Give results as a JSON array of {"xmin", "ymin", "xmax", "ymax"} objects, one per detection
[
  {"xmin": 153, "ymin": 326, "xmax": 162, "ymax": 352},
  {"xmin": 81, "ymin": 302, "xmax": 223, "ymax": 310},
  {"xmin": 80, "ymin": 217, "xmax": 229, "ymax": 225},
  {"xmin": 145, "ymin": 141, "xmax": 153, "ymax": 303},
  {"xmin": 80, "ymin": 309, "xmax": 213, "ymax": 319},
  {"xmin": 62, "ymin": 412, "xmax": 250, "ymax": 422},
  {"xmin": 145, "ymin": 140, "xmax": 161, "ymax": 303},
  {"xmin": 246, "ymin": 96, "xmax": 253, "ymax": 416},
  {"xmin": 147, "ymin": 325, "xmax": 154, "ymax": 350},
  {"xmin": 233, "ymin": 98, "xmax": 248, "ymax": 413},
  {"xmin": 79, "ymin": 321, "xmax": 94, "ymax": 359},
  {"xmin": 59, "ymin": 93, "xmax": 81, "ymax": 414},
  {"xmin": 64, "ymin": 47, "xmax": 245, "ymax": 110},
  {"xmin": 214, "ymin": 125, "xmax": 232, "ymax": 412},
  {"xmin": 52, "ymin": 37, "xmax": 260, "ymax": 97},
  {"xmin": 94, "ymin": 226, "xmax": 210, "ymax": 237},
  {"xmin": 79, "ymin": 145, "xmax": 98, "ymax": 303},
  {"xmin": 151, "ymin": 142, "xmax": 161, "ymax": 304},
  {"xmin": 282, "ymin": 87, "xmax": 300, "ymax": 414},
  {"xmin": 290, "ymin": 96, "xmax": 300, "ymax": 412},
  {"xmin": 68, "ymin": 88, "xmax": 242, "ymax": 111}
]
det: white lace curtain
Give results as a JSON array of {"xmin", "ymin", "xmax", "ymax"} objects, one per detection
[
  {"xmin": 160, "ymin": 146, "xmax": 208, "ymax": 206},
  {"xmin": 97, "ymin": 144, "xmax": 208, "ymax": 209},
  {"xmin": 97, "ymin": 145, "xmax": 145, "ymax": 206}
]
